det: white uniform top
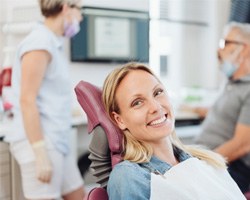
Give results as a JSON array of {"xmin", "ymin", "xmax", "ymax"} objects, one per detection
[
  {"xmin": 6, "ymin": 23, "xmax": 72, "ymax": 155},
  {"xmin": 150, "ymin": 158, "xmax": 246, "ymax": 200}
]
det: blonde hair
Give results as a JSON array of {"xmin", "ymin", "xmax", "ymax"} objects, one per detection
[
  {"xmin": 39, "ymin": 0, "xmax": 80, "ymax": 17},
  {"xmin": 102, "ymin": 62, "xmax": 226, "ymax": 169}
]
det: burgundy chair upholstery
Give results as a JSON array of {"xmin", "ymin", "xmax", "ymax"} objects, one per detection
[
  {"xmin": 245, "ymin": 191, "xmax": 250, "ymax": 200},
  {"xmin": 75, "ymin": 81, "xmax": 124, "ymax": 199},
  {"xmin": 84, "ymin": 188, "xmax": 108, "ymax": 200}
]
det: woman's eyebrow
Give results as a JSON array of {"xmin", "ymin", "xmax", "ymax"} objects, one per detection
[{"xmin": 152, "ymin": 83, "xmax": 162, "ymax": 90}]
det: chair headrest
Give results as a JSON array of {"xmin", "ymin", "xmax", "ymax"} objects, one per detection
[
  {"xmin": 75, "ymin": 81, "xmax": 123, "ymax": 155},
  {"xmin": 88, "ymin": 125, "xmax": 111, "ymax": 187}
]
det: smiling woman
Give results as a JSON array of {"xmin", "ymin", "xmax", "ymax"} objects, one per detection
[
  {"xmin": 102, "ymin": 62, "xmax": 246, "ymax": 200},
  {"xmin": 106, "ymin": 68, "xmax": 175, "ymax": 162}
]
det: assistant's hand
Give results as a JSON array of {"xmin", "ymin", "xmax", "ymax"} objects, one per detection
[{"xmin": 32, "ymin": 140, "xmax": 53, "ymax": 183}]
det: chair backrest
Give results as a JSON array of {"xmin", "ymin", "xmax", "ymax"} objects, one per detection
[
  {"xmin": 75, "ymin": 81, "xmax": 124, "ymax": 199},
  {"xmin": 245, "ymin": 191, "xmax": 250, "ymax": 200}
]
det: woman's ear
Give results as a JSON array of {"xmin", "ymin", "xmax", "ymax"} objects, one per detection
[
  {"xmin": 112, "ymin": 111, "xmax": 127, "ymax": 130},
  {"xmin": 61, "ymin": 3, "xmax": 70, "ymax": 16}
]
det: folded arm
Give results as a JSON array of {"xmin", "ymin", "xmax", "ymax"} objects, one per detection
[{"xmin": 215, "ymin": 123, "xmax": 250, "ymax": 162}]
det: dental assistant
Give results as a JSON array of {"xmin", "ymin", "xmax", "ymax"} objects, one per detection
[{"xmin": 5, "ymin": 0, "xmax": 85, "ymax": 199}]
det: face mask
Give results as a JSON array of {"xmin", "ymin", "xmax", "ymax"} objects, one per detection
[
  {"xmin": 220, "ymin": 60, "xmax": 238, "ymax": 78},
  {"xmin": 63, "ymin": 18, "xmax": 80, "ymax": 38}
]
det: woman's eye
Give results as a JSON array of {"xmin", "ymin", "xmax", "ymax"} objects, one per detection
[
  {"xmin": 154, "ymin": 88, "xmax": 164, "ymax": 96},
  {"xmin": 131, "ymin": 100, "xmax": 142, "ymax": 107}
]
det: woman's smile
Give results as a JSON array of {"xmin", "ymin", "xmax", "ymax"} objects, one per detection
[{"xmin": 147, "ymin": 115, "xmax": 167, "ymax": 126}]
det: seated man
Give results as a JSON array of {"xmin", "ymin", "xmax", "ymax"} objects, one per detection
[{"xmin": 194, "ymin": 22, "xmax": 250, "ymax": 193}]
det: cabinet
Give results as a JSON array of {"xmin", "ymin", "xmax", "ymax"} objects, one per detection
[
  {"xmin": 0, "ymin": 127, "xmax": 80, "ymax": 200},
  {"xmin": 0, "ymin": 142, "xmax": 11, "ymax": 200}
]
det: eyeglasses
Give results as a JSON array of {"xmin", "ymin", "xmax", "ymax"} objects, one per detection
[
  {"xmin": 219, "ymin": 39, "xmax": 245, "ymax": 49},
  {"xmin": 69, "ymin": 4, "xmax": 82, "ymax": 11}
]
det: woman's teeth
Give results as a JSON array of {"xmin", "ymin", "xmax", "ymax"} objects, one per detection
[{"xmin": 149, "ymin": 116, "xmax": 167, "ymax": 125}]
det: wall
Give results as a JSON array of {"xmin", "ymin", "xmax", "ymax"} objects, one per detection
[
  {"xmin": 149, "ymin": 0, "xmax": 230, "ymax": 92},
  {"xmin": 0, "ymin": 0, "xmax": 231, "ymax": 109},
  {"xmin": 0, "ymin": 0, "xmax": 149, "ymax": 110}
]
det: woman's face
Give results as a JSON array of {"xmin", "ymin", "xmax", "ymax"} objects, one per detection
[
  {"xmin": 67, "ymin": 2, "xmax": 83, "ymax": 22},
  {"xmin": 113, "ymin": 70, "xmax": 175, "ymax": 143},
  {"xmin": 61, "ymin": 1, "xmax": 83, "ymax": 23}
]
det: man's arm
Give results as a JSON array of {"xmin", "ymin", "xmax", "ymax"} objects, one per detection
[
  {"xmin": 193, "ymin": 106, "xmax": 209, "ymax": 118},
  {"xmin": 179, "ymin": 105, "xmax": 209, "ymax": 119},
  {"xmin": 215, "ymin": 123, "xmax": 250, "ymax": 162}
]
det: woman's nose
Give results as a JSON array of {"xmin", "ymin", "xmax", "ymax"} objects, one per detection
[{"xmin": 148, "ymin": 99, "xmax": 161, "ymax": 114}]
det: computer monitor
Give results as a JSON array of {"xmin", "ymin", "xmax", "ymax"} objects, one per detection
[{"xmin": 70, "ymin": 7, "xmax": 149, "ymax": 63}]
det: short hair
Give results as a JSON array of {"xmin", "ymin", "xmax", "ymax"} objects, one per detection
[
  {"xmin": 223, "ymin": 21, "xmax": 250, "ymax": 44},
  {"xmin": 39, "ymin": 0, "xmax": 80, "ymax": 17}
]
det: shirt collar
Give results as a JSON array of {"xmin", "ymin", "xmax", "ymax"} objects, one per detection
[
  {"xmin": 35, "ymin": 22, "xmax": 63, "ymax": 49},
  {"xmin": 141, "ymin": 146, "xmax": 191, "ymax": 174}
]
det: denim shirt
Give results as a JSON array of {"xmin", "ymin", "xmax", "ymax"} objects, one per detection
[{"xmin": 107, "ymin": 147, "xmax": 191, "ymax": 200}]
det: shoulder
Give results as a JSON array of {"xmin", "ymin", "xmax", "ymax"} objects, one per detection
[
  {"xmin": 18, "ymin": 24, "xmax": 54, "ymax": 57},
  {"xmin": 110, "ymin": 160, "xmax": 150, "ymax": 181},
  {"xmin": 107, "ymin": 160, "xmax": 150, "ymax": 200},
  {"xmin": 24, "ymin": 24, "xmax": 52, "ymax": 44}
]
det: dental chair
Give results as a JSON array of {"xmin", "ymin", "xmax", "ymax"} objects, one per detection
[
  {"xmin": 245, "ymin": 191, "xmax": 250, "ymax": 200},
  {"xmin": 75, "ymin": 81, "xmax": 123, "ymax": 200},
  {"xmin": 75, "ymin": 80, "xmax": 250, "ymax": 200}
]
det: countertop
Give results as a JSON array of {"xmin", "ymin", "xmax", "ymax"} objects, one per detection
[
  {"xmin": 0, "ymin": 108, "xmax": 201, "ymax": 140},
  {"xmin": 0, "ymin": 111, "xmax": 88, "ymax": 139}
]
